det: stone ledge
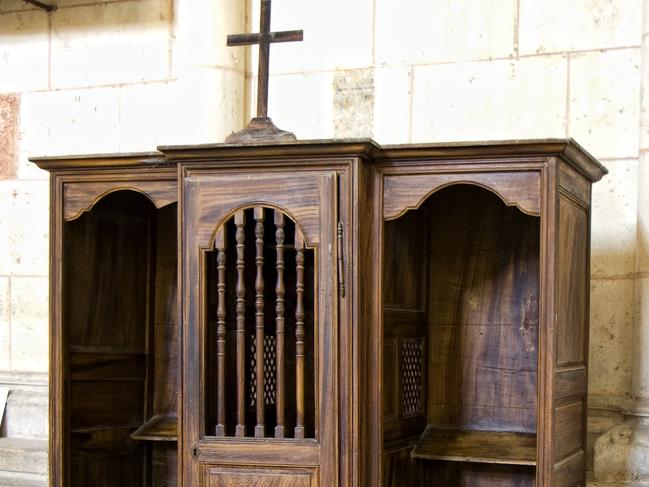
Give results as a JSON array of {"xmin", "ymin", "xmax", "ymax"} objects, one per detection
[
  {"xmin": 0, "ymin": 438, "xmax": 47, "ymax": 475},
  {"xmin": 0, "ymin": 389, "xmax": 47, "ymax": 439},
  {"xmin": 0, "ymin": 470, "xmax": 47, "ymax": 487},
  {"xmin": 0, "ymin": 371, "xmax": 47, "ymax": 391}
]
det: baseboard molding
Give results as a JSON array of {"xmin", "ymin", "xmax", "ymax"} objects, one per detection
[{"xmin": 589, "ymin": 394, "xmax": 649, "ymax": 418}]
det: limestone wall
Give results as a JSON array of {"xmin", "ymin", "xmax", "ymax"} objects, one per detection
[{"xmin": 0, "ymin": 0, "xmax": 646, "ymax": 483}]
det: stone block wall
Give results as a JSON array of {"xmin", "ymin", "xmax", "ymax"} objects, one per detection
[
  {"xmin": 0, "ymin": 0, "xmax": 647, "ymax": 483},
  {"xmin": 0, "ymin": 0, "xmax": 246, "ymax": 375}
]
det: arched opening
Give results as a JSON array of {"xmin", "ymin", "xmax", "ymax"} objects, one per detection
[
  {"xmin": 382, "ymin": 184, "xmax": 540, "ymax": 486},
  {"xmin": 204, "ymin": 206, "xmax": 316, "ymax": 440},
  {"xmin": 63, "ymin": 190, "xmax": 178, "ymax": 486}
]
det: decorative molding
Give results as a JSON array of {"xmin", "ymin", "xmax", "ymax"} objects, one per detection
[{"xmin": 589, "ymin": 394, "xmax": 649, "ymax": 418}]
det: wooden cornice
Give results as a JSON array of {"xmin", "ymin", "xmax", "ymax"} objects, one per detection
[
  {"xmin": 379, "ymin": 138, "xmax": 607, "ymax": 182},
  {"xmin": 30, "ymin": 152, "xmax": 168, "ymax": 171},
  {"xmin": 157, "ymin": 138, "xmax": 383, "ymax": 162},
  {"xmin": 29, "ymin": 138, "xmax": 607, "ymax": 181}
]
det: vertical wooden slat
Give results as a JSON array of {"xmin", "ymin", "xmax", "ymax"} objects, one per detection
[
  {"xmin": 295, "ymin": 230, "xmax": 306, "ymax": 439},
  {"xmin": 214, "ymin": 227, "xmax": 227, "ymax": 436},
  {"xmin": 234, "ymin": 211, "xmax": 246, "ymax": 437},
  {"xmin": 337, "ymin": 221, "xmax": 345, "ymax": 297},
  {"xmin": 274, "ymin": 212, "xmax": 286, "ymax": 438},
  {"xmin": 254, "ymin": 207, "xmax": 265, "ymax": 438}
]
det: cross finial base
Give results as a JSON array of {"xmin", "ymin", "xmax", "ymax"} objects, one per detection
[{"xmin": 225, "ymin": 117, "xmax": 297, "ymax": 144}]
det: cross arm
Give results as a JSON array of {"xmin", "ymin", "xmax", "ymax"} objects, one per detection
[{"xmin": 227, "ymin": 30, "xmax": 303, "ymax": 47}]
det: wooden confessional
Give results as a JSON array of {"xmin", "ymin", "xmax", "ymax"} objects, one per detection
[{"xmin": 34, "ymin": 138, "xmax": 606, "ymax": 486}]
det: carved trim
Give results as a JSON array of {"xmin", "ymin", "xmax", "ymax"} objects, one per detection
[{"xmin": 588, "ymin": 394, "xmax": 649, "ymax": 418}]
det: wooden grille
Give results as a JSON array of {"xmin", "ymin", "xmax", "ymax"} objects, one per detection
[
  {"xmin": 207, "ymin": 207, "xmax": 315, "ymax": 439},
  {"xmin": 402, "ymin": 338, "xmax": 423, "ymax": 415},
  {"xmin": 249, "ymin": 334, "xmax": 277, "ymax": 407}
]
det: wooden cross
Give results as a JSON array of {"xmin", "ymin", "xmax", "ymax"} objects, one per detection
[{"xmin": 226, "ymin": 0, "xmax": 303, "ymax": 143}]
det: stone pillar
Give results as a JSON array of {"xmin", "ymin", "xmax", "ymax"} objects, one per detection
[
  {"xmin": 171, "ymin": 0, "xmax": 247, "ymax": 143},
  {"xmin": 591, "ymin": 0, "xmax": 649, "ymax": 482},
  {"xmin": 636, "ymin": 0, "xmax": 649, "ymax": 393},
  {"xmin": 631, "ymin": 0, "xmax": 649, "ymax": 414}
]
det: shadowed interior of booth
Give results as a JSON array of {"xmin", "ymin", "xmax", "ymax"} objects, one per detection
[{"xmin": 382, "ymin": 184, "xmax": 541, "ymax": 486}]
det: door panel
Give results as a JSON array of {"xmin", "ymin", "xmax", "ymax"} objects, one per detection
[{"xmin": 182, "ymin": 168, "xmax": 339, "ymax": 487}]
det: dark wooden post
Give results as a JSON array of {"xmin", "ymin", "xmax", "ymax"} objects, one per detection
[
  {"xmin": 274, "ymin": 212, "xmax": 286, "ymax": 438},
  {"xmin": 254, "ymin": 207, "xmax": 266, "ymax": 438},
  {"xmin": 234, "ymin": 211, "xmax": 246, "ymax": 437},
  {"xmin": 214, "ymin": 228, "xmax": 227, "ymax": 436},
  {"xmin": 294, "ymin": 231, "xmax": 306, "ymax": 439}
]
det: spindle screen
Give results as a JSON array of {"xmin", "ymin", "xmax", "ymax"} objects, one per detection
[{"xmin": 205, "ymin": 207, "xmax": 316, "ymax": 440}]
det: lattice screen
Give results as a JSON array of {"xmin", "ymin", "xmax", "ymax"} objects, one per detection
[{"xmin": 402, "ymin": 338, "xmax": 424, "ymax": 416}]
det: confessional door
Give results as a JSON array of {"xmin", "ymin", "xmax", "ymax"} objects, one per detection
[{"xmin": 181, "ymin": 165, "xmax": 341, "ymax": 487}]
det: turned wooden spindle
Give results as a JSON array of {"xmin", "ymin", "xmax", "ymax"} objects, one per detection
[
  {"xmin": 254, "ymin": 207, "xmax": 265, "ymax": 438},
  {"xmin": 274, "ymin": 212, "xmax": 286, "ymax": 438},
  {"xmin": 215, "ymin": 229, "xmax": 227, "ymax": 436},
  {"xmin": 294, "ymin": 231, "xmax": 306, "ymax": 439},
  {"xmin": 234, "ymin": 211, "xmax": 246, "ymax": 437}
]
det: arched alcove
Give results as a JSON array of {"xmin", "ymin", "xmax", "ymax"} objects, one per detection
[
  {"xmin": 382, "ymin": 184, "xmax": 540, "ymax": 486},
  {"xmin": 62, "ymin": 189, "xmax": 179, "ymax": 486}
]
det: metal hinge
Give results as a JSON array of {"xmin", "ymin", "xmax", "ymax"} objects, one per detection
[{"xmin": 337, "ymin": 221, "xmax": 345, "ymax": 298}]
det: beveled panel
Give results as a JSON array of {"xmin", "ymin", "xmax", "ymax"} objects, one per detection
[
  {"xmin": 383, "ymin": 339, "xmax": 397, "ymax": 420},
  {"xmin": 554, "ymin": 401, "xmax": 583, "ymax": 461},
  {"xmin": 559, "ymin": 162, "xmax": 591, "ymax": 207},
  {"xmin": 206, "ymin": 466, "xmax": 315, "ymax": 487},
  {"xmin": 553, "ymin": 450, "xmax": 585, "ymax": 487},
  {"xmin": 557, "ymin": 196, "xmax": 589, "ymax": 365},
  {"xmin": 556, "ymin": 367, "xmax": 587, "ymax": 402}
]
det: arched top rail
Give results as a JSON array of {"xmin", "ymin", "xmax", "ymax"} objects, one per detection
[
  {"xmin": 63, "ymin": 180, "xmax": 177, "ymax": 221},
  {"xmin": 209, "ymin": 203, "xmax": 312, "ymax": 251},
  {"xmin": 383, "ymin": 171, "xmax": 541, "ymax": 221}
]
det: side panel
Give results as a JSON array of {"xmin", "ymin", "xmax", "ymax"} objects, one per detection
[
  {"xmin": 50, "ymin": 173, "xmax": 66, "ymax": 487},
  {"xmin": 548, "ymin": 161, "xmax": 592, "ymax": 487}
]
